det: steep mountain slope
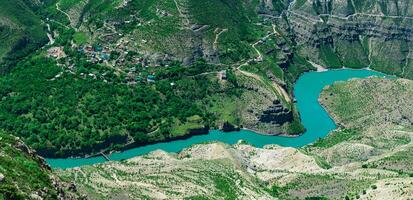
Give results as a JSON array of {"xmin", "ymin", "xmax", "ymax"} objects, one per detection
[
  {"xmin": 41, "ymin": 0, "xmax": 413, "ymax": 79},
  {"xmin": 0, "ymin": 130, "xmax": 82, "ymax": 200},
  {"xmin": 0, "ymin": 0, "xmax": 48, "ymax": 72},
  {"xmin": 0, "ymin": 0, "xmax": 305, "ymax": 158},
  {"xmin": 45, "ymin": 0, "xmax": 260, "ymax": 64},
  {"xmin": 60, "ymin": 77, "xmax": 413, "ymax": 200}
]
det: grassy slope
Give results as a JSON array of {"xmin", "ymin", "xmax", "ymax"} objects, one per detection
[
  {"xmin": 72, "ymin": 0, "xmax": 260, "ymax": 64},
  {"xmin": 316, "ymin": 78, "xmax": 413, "ymax": 170},
  {"xmin": 306, "ymin": 77, "xmax": 413, "ymax": 198},
  {"xmin": 0, "ymin": 130, "xmax": 80, "ymax": 200},
  {"xmin": 320, "ymin": 78, "xmax": 413, "ymax": 129},
  {"xmin": 0, "ymin": 131, "xmax": 54, "ymax": 200},
  {"xmin": 188, "ymin": 0, "xmax": 259, "ymax": 63}
]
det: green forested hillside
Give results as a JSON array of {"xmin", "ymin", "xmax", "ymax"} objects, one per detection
[
  {"xmin": 0, "ymin": 56, "xmax": 239, "ymax": 157},
  {"xmin": 0, "ymin": 0, "xmax": 306, "ymax": 157},
  {"xmin": 0, "ymin": 0, "xmax": 48, "ymax": 72}
]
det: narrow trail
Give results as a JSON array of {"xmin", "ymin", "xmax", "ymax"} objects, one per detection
[
  {"xmin": 367, "ymin": 37, "xmax": 374, "ymax": 68},
  {"xmin": 287, "ymin": 11, "xmax": 323, "ymax": 23},
  {"xmin": 287, "ymin": 0, "xmax": 296, "ymax": 10},
  {"xmin": 272, "ymin": 24, "xmax": 281, "ymax": 36},
  {"xmin": 349, "ymin": 0, "xmax": 356, "ymax": 14},
  {"xmin": 283, "ymin": 2, "xmax": 413, "ymax": 25},
  {"xmin": 46, "ymin": 23, "xmax": 51, "ymax": 32},
  {"xmin": 320, "ymin": 13, "xmax": 413, "ymax": 21},
  {"xmin": 173, "ymin": 0, "xmax": 191, "ymax": 29},
  {"xmin": 250, "ymin": 30, "xmax": 276, "ymax": 60},
  {"xmin": 213, "ymin": 28, "xmax": 228, "ymax": 51},
  {"xmin": 402, "ymin": 49, "xmax": 411, "ymax": 76},
  {"xmin": 56, "ymin": 2, "xmax": 73, "ymax": 27},
  {"xmin": 308, "ymin": 61, "xmax": 328, "ymax": 72},
  {"xmin": 263, "ymin": 0, "xmax": 413, "ymax": 23},
  {"xmin": 237, "ymin": 66, "xmax": 291, "ymax": 103},
  {"xmin": 96, "ymin": 20, "xmax": 121, "ymax": 42},
  {"xmin": 234, "ymin": 25, "xmax": 291, "ymax": 103},
  {"xmin": 251, "ymin": 43, "xmax": 262, "ymax": 60}
]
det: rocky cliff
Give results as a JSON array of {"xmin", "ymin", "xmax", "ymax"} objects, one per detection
[{"xmin": 281, "ymin": 0, "xmax": 413, "ymax": 77}]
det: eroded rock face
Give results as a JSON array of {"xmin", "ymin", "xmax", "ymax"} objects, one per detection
[
  {"xmin": 259, "ymin": 100, "xmax": 293, "ymax": 126},
  {"xmin": 283, "ymin": 0, "xmax": 413, "ymax": 76},
  {"xmin": 257, "ymin": 0, "xmax": 290, "ymax": 15},
  {"xmin": 14, "ymin": 140, "xmax": 51, "ymax": 170}
]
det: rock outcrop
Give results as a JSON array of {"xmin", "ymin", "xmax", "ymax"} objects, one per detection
[
  {"xmin": 259, "ymin": 100, "xmax": 293, "ymax": 126},
  {"xmin": 281, "ymin": 0, "xmax": 413, "ymax": 77}
]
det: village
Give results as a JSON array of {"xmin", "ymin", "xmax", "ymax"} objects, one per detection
[
  {"xmin": 46, "ymin": 38, "xmax": 232, "ymax": 86},
  {"xmin": 43, "ymin": 7, "xmax": 174, "ymax": 85},
  {"xmin": 46, "ymin": 24, "xmax": 233, "ymax": 87},
  {"xmin": 47, "ymin": 35, "xmax": 161, "ymax": 85},
  {"xmin": 44, "ymin": 3, "xmax": 280, "ymax": 88}
]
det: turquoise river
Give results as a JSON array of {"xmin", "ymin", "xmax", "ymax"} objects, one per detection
[{"xmin": 47, "ymin": 69, "xmax": 385, "ymax": 169}]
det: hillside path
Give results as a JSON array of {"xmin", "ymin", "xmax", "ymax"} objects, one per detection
[{"xmin": 56, "ymin": 2, "xmax": 73, "ymax": 27}]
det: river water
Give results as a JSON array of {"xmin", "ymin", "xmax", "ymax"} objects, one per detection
[{"xmin": 46, "ymin": 69, "xmax": 384, "ymax": 169}]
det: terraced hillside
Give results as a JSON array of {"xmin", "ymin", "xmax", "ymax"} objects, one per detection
[{"xmin": 60, "ymin": 77, "xmax": 413, "ymax": 199}]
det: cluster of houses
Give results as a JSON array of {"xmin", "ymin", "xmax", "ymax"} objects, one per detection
[
  {"xmin": 78, "ymin": 45, "xmax": 111, "ymax": 63},
  {"xmin": 77, "ymin": 38, "xmax": 151, "ymax": 67},
  {"xmin": 47, "ymin": 46, "xmax": 66, "ymax": 59},
  {"xmin": 126, "ymin": 71, "xmax": 156, "ymax": 85},
  {"xmin": 125, "ymin": 65, "xmax": 157, "ymax": 84},
  {"xmin": 72, "ymin": 41, "xmax": 161, "ymax": 85},
  {"xmin": 217, "ymin": 70, "xmax": 227, "ymax": 81}
]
